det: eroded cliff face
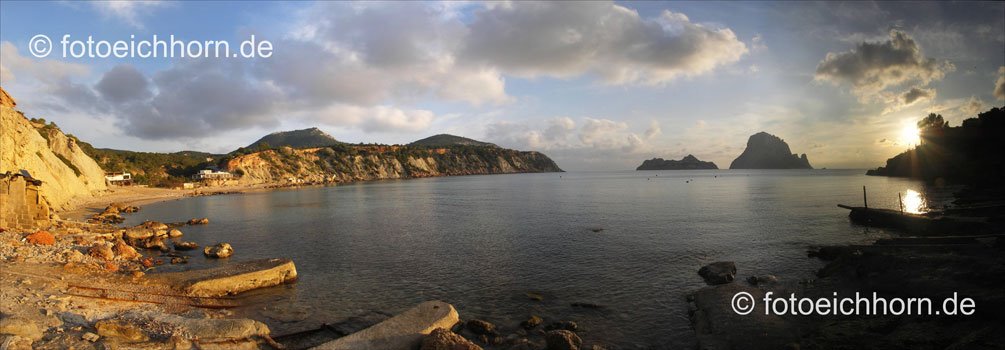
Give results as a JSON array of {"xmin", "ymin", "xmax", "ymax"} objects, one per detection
[
  {"xmin": 0, "ymin": 87, "xmax": 107, "ymax": 210},
  {"xmin": 224, "ymin": 145, "xmax": 562, "ymax": 184}
]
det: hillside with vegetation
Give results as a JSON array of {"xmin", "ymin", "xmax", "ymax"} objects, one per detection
[
  {"xmin": 240, "ymin": 127, "xmax": 341, "ymax": 152},
  {"xmin": 867, "ymin": 106, "xmax": 1005, "ymax": 186},
  {"xmin": 74, "ymin": 140, "xmax": 222, "ymax": 188},
  {"xmin": 408, "ymin": 134, "xmax": 498, "ymax": 148},
  {"xmin": 222, "ymin": 142, "xmax": 562, "ymax": 185}
]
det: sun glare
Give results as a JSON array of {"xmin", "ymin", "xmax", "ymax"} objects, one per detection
[{"xmin": 898, "ymin": 125, "xmax": 921, "ymax": 147}]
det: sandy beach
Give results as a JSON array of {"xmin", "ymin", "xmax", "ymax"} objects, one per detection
[{"xmin": 57, "ymin": 184, "xmax": 275, "ymax": 221}]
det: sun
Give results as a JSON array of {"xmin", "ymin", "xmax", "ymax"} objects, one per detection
[{"xmin": 898, "ymin": 124, "xmax": 921, "ymax": 147}]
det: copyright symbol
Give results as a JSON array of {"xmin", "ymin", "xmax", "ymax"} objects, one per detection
[
  {"xmin": 29, "ymin": 35, "xmax": 52, "ymax": 58},
  {"xmin": 732, "ymin": 292, "xmax": 755, "ymax": 315}
]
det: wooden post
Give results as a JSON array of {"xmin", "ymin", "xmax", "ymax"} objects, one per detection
[
  {"xmin": 863, "ymin": 186, "xmax": 868, "ymax": 208},
  {"xmin": 898, "ymin": 192, "xmax": 904, "ymax": 214}
]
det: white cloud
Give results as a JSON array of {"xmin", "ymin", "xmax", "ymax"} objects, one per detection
[
  {"xmin": 462, "ymin": 2, "xmax": 748, "ymax": 84},
  {"xmin": 90, "ymin": 1, "xmax": 167, "ymax": 28}
]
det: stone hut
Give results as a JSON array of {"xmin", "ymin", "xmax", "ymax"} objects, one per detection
[{"xmin": 0, "ymin": 171, "xmax": 51, "ymax": 229}]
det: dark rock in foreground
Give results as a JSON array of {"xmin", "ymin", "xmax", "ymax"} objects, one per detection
[
  {"xmin": 636, "ymin": 154, "xmax": 718, "ymax": 170},
  {"xmin": 729, "ymin": 132, "xmax": 812, "ymax": 169},
  {"xmin": 698, "ymin": 261, "xmax": 737, "ymax": 285}
]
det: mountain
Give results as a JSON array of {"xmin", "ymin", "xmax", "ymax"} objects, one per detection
[
  {"xmin": 729, "ymin": 132, "xmax": 812, "ymax": 169},
  {"xmin": 1, "ymin": 87, "xmax": 107, "ymax": 210},
  {"xmin": 244, "ymin": 127, "xmax": 341, "ymax": 150},
  {"xmin": 637, "ymin": 155, "xmax": 718, "ymax": 170},
  {"xmin": 867, "ymin": 107, "xmax": 1004, "ymax": 185},
  {"xmin": 408, "ymin": 134, "xmax": 497, "ymax": 148},
  {"xmin": 223, "ymin": 143, "xmax": 561, "ymax": 185}
]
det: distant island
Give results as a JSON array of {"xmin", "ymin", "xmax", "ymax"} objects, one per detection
[
  {"xmin": 867, "ymin": 107, "xmax": 1004, "ymax": 185},
  {"xmin": 729, "ymin": 132, "xmax": 812, "ymax": 169},
  {"xmin": 636, "ymin": 155, "xmax": 718, "ymax": 170}
]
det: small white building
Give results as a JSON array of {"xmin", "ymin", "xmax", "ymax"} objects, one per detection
[
  {"xmin": 105, "ymin": 172, "xmax": 133, "ymax": 186},
  {"xmin": 192, "ymin": 169, "xmax": 234, "ymax": 180}
]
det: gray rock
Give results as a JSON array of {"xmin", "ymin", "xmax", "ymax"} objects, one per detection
[{"xmin": 699, "ymin": 261, "xmax": 737, "ymax": 285}]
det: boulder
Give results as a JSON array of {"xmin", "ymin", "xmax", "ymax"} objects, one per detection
[
  {"xmin": 88, "ymin": 242, "xmax": 114, "ymax": 261},
  {"xmin": 420, "ymin": 327, "xmax": 483, "ymax": 350},
  {"xmin": 96, "ymin": 320, "xmax": 150, "ymax": 342},
  {"xmin": 167, "ymin": 229, "xmax": 183, "ymax": 238},
  {"xmin": 466, "ymin": 319, "xmax": 498, "ymax": 335},
  {"xmin": 133, "ymin": 237, "xmax": 169, "ymax": 251},
  {"xmin": 25, "ymin": 231, "xmax": 55, "ymax": 245},
  {"xmin": 699, "ymin": 261, "xmax": 737, "ymax": 285},
  {"xmin": 140, "ymin": 221, "xmax": 169, "ymax": 231},
  {"xmin": 188, "ymin": 218, "xmax": 210, "ymax": 225},
  {"xmin": 521, "ymin": 315, "xmax": 543, "ymax": 329},
  {"xmin": 112, "ymin": 240, "xmax": 141, "ymax": 260},
  {"xmin": 545, "ymin": 330, "xmax": 582, "ymax": 350},
  {"xmin": 203, "ymin": 243, "xmax": 234, "ymax": 258},
  {"xmin": 174, "ymin": 241, "xmax": 199, "ymax": 251},
  {"xmin": 124, "ymin": 227, "xmax": 154, "ymax": 241}
]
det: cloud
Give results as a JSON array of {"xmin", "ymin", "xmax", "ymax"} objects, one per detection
[
  {"xmin": 315, "ymin": 104, "xmax": 435, "ymax": 133},
  {"xmin": 115, "ymin": 60, "xmax": 280, "ymax": 139},
  {"xmin": 901, "ymin": 87, "xmax": 934, "ymax": 105},
  {"xmin": 815, "ymin": 30, "xmax": 953, "ymax": 99},
  {"xmin": 461, "ymin": 2, "xmax": 748, "ymax": 84},
  {"xmin": 90, "ymin": 1, "xmax": 166, "ymax": 28},
  {"xmin": 995, "ymin": 66, "xmax": 1005, "ymax": 100},
  {"xmin": 959, "ymin": 96, "xmax": 985, "ymax": 117},
  {"xmin": 94, "ymin": 65, "xmax": 152, "ymax": 104}
]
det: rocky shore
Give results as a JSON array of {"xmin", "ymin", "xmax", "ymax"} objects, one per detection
[{"xmin": 687, "ymin": 189, "xmax": 1005, "ymax": 350}]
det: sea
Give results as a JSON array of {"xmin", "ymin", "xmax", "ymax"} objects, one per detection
[{"xmin": 122, "ymin": 169, "xmax": 952, "ymax": 348}]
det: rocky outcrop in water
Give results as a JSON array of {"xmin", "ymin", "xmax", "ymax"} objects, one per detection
[
  {"xmin": 0, "ymin": 87, "xmax": 107, "ymax": 210},
  {"xmin": 223, "ymin": 144, "xmax": 563, "ymax": 185},
  {"xmin": 637, "ymin": 155, "xmax": 718, "ymax": 170},
  {"xmin": 729, "ymin": 132, "xmax": 812, "ymax": 169}
]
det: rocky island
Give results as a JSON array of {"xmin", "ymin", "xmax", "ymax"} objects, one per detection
[
  {"xmin": 729, "ymin": 132, "xmax": 812, "ymax": 169},
  {"xmin": 636, "ymin": 155, "xmax": 718, "ymax": 170}
]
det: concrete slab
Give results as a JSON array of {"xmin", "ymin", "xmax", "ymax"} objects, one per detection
[
  {"xmin": 156, "ymin": 258, "xmax": 298, "ymax": 297},
  {"xmin": 313, "ymin": 301, "xmax": 459, "ymax": 350}
]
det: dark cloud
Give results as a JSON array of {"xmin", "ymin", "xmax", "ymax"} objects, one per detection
[
  {"xmin": 118, "ymin": 60, "xmax": 280, "ymax": 139},
  {"xmin": 996, "ymin": 66, "xmax": 1005, "ymax": 100},
  {"xmin": 815, "ymin": 30, "xmax": 953, "ymax": 96},
  {"xmin": 901, "ymin": 87, "xmax": 934, "ymax": 105},
  {"xmin": 94, "ymin": 65, "xmax": 151, "ymax": 104}
]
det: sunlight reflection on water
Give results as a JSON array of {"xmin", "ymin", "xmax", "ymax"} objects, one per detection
[{"xmin": 901, "ymin": 189, "xmax": 927, "ymax": 214}]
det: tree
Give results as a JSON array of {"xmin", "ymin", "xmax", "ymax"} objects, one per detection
[{"xmin": 917, "ymin": 113, "xmax": 948, "ymax": 130}]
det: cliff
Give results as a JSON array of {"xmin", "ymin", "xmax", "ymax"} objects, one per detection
[
  {"xmin": 729, "ymin": 132, "xmax": 812, "ymax": 169},
  {"xmin": 637, "ymin": 155, "xmax": 718, "ymax": 170},
  {"xmin": 867, "ymin": 107, "xmax": 1005, "ymax": 185},
  {"xmin": 0, "ymin": 87, "xmax": 107, "ymax": 210},
  {"xmin": 223, "ymin": 144, "xmax": 562, "ymax": 185}
]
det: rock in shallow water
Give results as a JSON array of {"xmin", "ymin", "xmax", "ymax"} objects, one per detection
[
  {"xmin": 420, "ymin": 328, "xmax": 483, "ymax": 350},
  {"xmin": 203, "ymin": 243, "xmax": 233, "ymax": 258},
  {"xmin": 466, "ymin": 319, "xmax": 498, "ymax": 335},
  {"xmin": 698, "ymin": 261, "xmax": 737, "ymax": 285},
  {"xmin": 545, "ymin": 330, "xmax": 582, "ymax": 350}
]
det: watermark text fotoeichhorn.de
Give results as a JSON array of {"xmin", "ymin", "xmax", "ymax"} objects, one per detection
[
  {"xmin": 731, "ymin": 291, "xmax": 976, "ymax": 316},
  {"xmin": 29, "ymin": 34, "xmax": 272, "ymax": 59}
]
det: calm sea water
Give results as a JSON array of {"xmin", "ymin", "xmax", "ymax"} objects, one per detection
[{"xmin": 123, "ymin": 169, "xmax": 949, "ymax": 348}]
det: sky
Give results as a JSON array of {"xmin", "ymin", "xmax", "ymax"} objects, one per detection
[{"xmin": 1, "ymin": 1, "xmax": 1003, "ymax": 170}]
